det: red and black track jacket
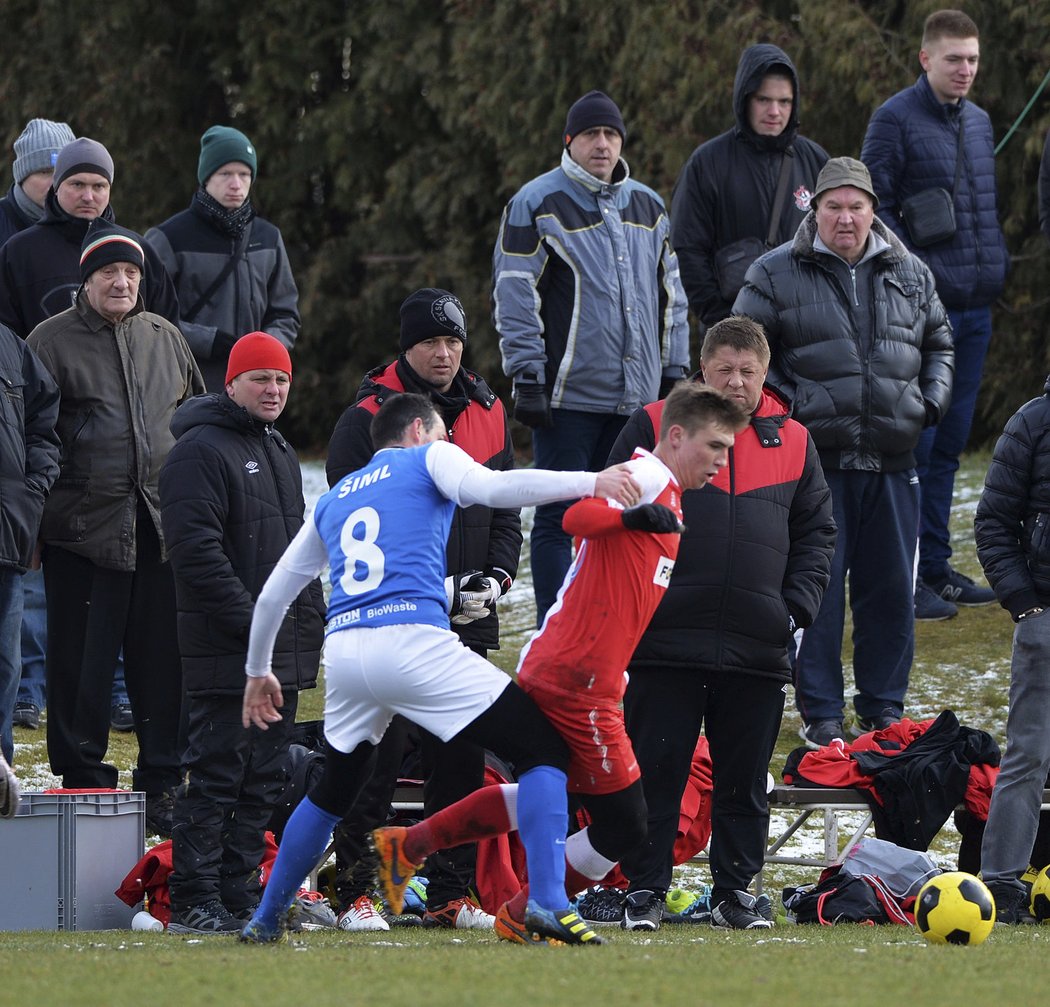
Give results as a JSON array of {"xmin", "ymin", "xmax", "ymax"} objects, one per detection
[
  {"xmin": 325, "ymin": 357, "xmax": 521, "ymax": 652},
  {"xmin": 608, "ymin": 382, "xmax": 835, "ymax": 682}
]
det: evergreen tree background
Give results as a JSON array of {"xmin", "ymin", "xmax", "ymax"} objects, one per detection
[{"xmin": 2, "ymin": 0, "xmax": 1047, "ymax": 452}]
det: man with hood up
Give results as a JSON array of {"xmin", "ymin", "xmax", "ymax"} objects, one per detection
[{"xmin": 671, "ymin": 44, "xmax": 828, "ymax": 327}]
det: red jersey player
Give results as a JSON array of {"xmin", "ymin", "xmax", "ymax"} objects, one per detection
[{"xmin": 373, "ymin": 383, "xmax": 748, "ymax": 944}]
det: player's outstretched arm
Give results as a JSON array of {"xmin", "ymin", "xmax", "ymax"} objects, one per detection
[{"xmin": 593, "ymin": 463, "xmax": 642, "ymax": 508}]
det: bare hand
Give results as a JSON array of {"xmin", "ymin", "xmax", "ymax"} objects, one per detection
[
  {"xmin": 593, "ymin": 464, "xmax": 641, "ymax": 508},
  {"xmin": 243, "ymin": 673, "xmax": 285, "ymax": 730}
]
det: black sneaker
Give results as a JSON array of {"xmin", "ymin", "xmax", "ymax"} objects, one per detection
[
  {"xmin": 799, "ymin": 720, "xmax": 844, "ymax": 750},
  {"xmin": 110, "ymin": 702, "xmax": 135, "ymax": 732},
  {"xmin": 621, "ymin": 889, "xmax": 663, "ymax": 932},
  {"xmin": 144, "ymin": 790, "xmax": 175, "ymax": 838},
  {"xmin": 576, "ymin": 886, "xmax": 625, "ymax": 926},
  {"xmin": 986, "ymin": 881, "xmax": 1036, "ymax": 925},
  {"xmin": 914, "ymin": 579, "xmax": 958, "ymax": 621},
  {"xmin": 927, "ymin": 566, "xmax": 996, "ymax": 607},
  {"xmin": 711, "ymin": 890, "xmax": 774, "ymax": 930},
  {"xmin": 12, "ymin": 702, "xmax": 40, "ymax": 730},
  {"xmin": 523, "ymin": 899, "xmax": 604, "ymax": 945},
  {"xmin": 851, "ymin": 709, "xmax": 901, "ymax": 737},
  {"xmin": 168, "ymin": 900, "xmax": 243, "ymax": 935},
  {"xmin": 754, "ymin": 893, "xmax": 774, "ymax": 923}
]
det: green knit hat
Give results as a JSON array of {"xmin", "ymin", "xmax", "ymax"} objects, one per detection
[{"xmin": 197, "ymin": 126, "xmax": 257, "ymax": 185}]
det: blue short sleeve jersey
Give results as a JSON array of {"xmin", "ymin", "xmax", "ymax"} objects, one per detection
[{"xmin": 315, "ymin": 445, "xmax": 455, "ymax": 632}]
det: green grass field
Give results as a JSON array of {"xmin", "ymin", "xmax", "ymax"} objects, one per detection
[{"xmin": 2, "ymin": 450, "xmax": 1039, "ymax": 1007}]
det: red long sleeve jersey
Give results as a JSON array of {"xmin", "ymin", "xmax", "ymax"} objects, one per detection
[{"xmin": 517, "ymin": 450, "xmax": 681, "ymax": 703}]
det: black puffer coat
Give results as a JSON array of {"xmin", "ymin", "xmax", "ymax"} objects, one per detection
[
  {"xmin": 733, "ymin": 213, "xmax": 954, "ymax": 473},
  {"xmin": 0, "ymin": 192, "xmax": 180, "ymax": 337},
  {"xmin": 975, "ymin": 376, "xmax": 1050, "ymax": 621},
  {"xmin": 160, "ymin": 393, "xmax": 324, "ymax": 696}
]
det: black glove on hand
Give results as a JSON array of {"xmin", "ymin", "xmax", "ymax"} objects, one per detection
[
  {"xmin": 513, "ymin": 383, "xmax": 552, "ymax": 429},
  {"xmin": 213, "ymin": 330, "xmax": 239, "ymax": 359},
  {"xmin": 621, "ymin": 503, "xmax": 685, "ymax": 534},
  {"xmin": 658, "ymin": 374, "xmax": 682, "ymax": 400}
]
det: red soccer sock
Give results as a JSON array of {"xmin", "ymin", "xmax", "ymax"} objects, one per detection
[{"xmin": 403, "ymin": 785, "xmax": 513, "ymax": 863}]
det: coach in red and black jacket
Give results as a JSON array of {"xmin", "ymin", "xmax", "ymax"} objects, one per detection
[
  {"xmin": 607, "ymin": 316, "xmax": 835, "ymax": 929},
  {"xmin": 323, "ymin": 288, "xmax": 522, "ymax": 927}
]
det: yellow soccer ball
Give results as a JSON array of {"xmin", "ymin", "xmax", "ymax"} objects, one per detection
[{"xmin": 914, "ymin": 872, "xmax": 994, "ymax": 946}]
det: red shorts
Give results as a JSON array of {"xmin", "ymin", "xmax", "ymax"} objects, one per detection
[{"xmin": 520, "ymin": 680, "xmax": 640, "ymax": 795}]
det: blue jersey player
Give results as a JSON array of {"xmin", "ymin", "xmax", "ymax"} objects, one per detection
[{"xmin": 239, "ymin": 393, "xmax": 641, "ymax": 945}]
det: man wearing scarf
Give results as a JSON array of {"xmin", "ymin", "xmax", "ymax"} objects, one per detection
[
  {"xmin": 321, "ymin": 288, "xmax": 522, "ymax": 933},
  {"xmin": 145, "ymin": 126, "xmax": 300, "ymax": 391}
]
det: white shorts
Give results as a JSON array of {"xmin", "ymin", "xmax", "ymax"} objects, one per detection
[{"xmin": 321, "ymin": 623, "xmax": 510, "ymax": 753}]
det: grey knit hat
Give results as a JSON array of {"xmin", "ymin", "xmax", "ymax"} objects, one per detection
[
  {"xmin": 54, "ymin": 138, "xmax": 114, "ymax": 187},
  {"xmin": 12, "ymin": 118, "xmax": 75, "ymax": 184}
]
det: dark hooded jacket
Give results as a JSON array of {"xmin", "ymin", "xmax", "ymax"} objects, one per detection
[
  {"xmin": 608, "ymin": 383, "xmax": 835, "ymax": 682},
  {"xmin": 670, "ymin": 43, "xmax": 829, "ymax": 325},
  {"xmin": 0, "ymin": 191, "xmax": 180, "ymax": 337},
  {"xmin": 325, "ymin": 356, "xmax": 521, "ymax": 652},
  {"xmin": 0, "ymin": 185, "xmax": 34, "ymax": 249},
  {"xmin": 160, "ymin": 392, "xmax": 324, "ymax": 696}
]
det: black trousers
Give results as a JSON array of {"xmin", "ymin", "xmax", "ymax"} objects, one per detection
[
  {"xmin": 170, "ymin": 692, "xmax": 298, "ymax": 913},
  {"xmin": 42, "ymin": 519, "xmax": 183, "ymax": 794},
  {"xmin": 619, "ymin": 667, "xmax": 785, "ymax": 898},
  {"xmin": 332, "ymin": 713, "xmax": 485, "ymax": 909}
]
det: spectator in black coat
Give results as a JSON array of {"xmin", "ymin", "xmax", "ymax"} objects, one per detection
[
  {"xmin": 159, "ymin": 332, "xmax": 324, "ymax": 935},
  {"xmin": 975, "ymin": 375, "xmax": 1050, "ymax": 923}
]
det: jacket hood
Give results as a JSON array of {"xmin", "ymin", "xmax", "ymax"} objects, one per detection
[
  {"xmin": 170, "ymin": 391, "xmax": 283, "ymax": 442},
  {"xmin": 790, "ymin": 210, "xmax": 910, "ymax": 266},
  {"xmin": 733, "ymin": 43, "xmax": 801, "ymax": 152}
]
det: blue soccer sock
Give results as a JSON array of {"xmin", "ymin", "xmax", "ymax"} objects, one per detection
[
  {"xmin": 253, "ymin": 796, "xmax": 341, "ymax": 928},
  {"xmin": 515, "ymin": 764, "xmax": 568, "ymax": 910}
]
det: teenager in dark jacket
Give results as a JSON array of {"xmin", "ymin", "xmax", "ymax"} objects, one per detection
[
  {"xmin": 862, "ymin": 10, "xmax": 1007, "ymax": 619},
  {"xmin": 670, "ymin": 44, "xmax": 828, "ymax": 326},
  {"xmin": 323, "ymin": 288, "xmax": 521, "ymax": 932},
  {"xmin": 604, "ymin": 317, "xmax": 834, "ymax": 931},
  {"xmin": 1, "ymin": 119, "xmax": 74, "ymax": 736},
  {"xmin": 734, "ymin": 157, "xmax": 953, "ymax": 750},
  {"xmin": 159, "ymin": 332, "xmax": 324, "ymax": 935},
  {"xmin": 146, "ymin": 126, "xmax": 300, "ymax": 392},
  {"xmin": 0, "ymin": 118, "xmax": 74, "ymax": 249},
  {"xmin": 0, "ymin": 138, "xmax": 179, "ymax": 337},
  {"xmin": 975, "ymin": 376, "xmax": 1050, "ymax": 923}
]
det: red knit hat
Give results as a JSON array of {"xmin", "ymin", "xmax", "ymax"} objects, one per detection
[{"xmin": 225, "ymin": 332, "xmax": 292, "ymax": 384}]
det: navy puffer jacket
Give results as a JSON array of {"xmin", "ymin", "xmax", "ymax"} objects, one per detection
[{"xmin": 861, "ymin": 73, "xmax": 1008, "ymax": 311}]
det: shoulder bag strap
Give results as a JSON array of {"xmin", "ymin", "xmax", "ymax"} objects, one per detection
[
  {"xmin": 951, "ymin": 112, "xmax": 966, "ymax": 202},
  {"xmin": 182, "ymin": 227, "xmax": 251, "ymax": 324},
  {"xmin": 765, "ymin": 149, "xmax": 796, "ymax": 248}
]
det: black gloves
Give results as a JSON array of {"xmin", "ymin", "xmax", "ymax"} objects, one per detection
[
  {"xmin": 513, "ymin": 382, "xmax": 552, "ymax": 429},
  {"xmin": 445, "ymin": 570, "xmax": 495, "ymax": 625},
  {"xmin": 658, "ymin": 374, "xmax": 682, "ymax": 400},
  {"xmin": 621, "ymin": 503, "xmax": 685, "ymax": 534},
  {"xmin": 213, "ymin": 330, "xmax": 239, "ymax": 359}
]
